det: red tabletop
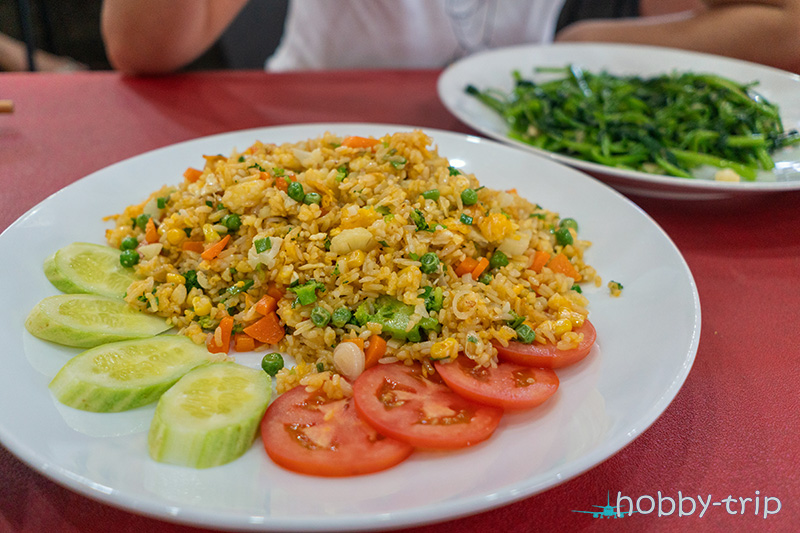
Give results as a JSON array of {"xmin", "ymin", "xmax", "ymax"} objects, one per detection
[{"xmin": 1, "ymin": 70, "xmax": 799, "ymax": 533}]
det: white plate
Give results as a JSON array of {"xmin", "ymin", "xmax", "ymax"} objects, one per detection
[
  {"xmin": 438, "ymin": 43, "xmax": 800, "ymax": 200},
  {"xmin": 0, "ymin": 124, "xmax": 700, "ymax": 531}
]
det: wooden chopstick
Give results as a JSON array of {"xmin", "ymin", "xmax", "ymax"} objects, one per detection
[{"xmin": 0, "ymin": 100, "xmax": 14, "ymax": 113}]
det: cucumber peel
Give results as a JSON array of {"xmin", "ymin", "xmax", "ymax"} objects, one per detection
[
  {"xmin": 49, "ymin": 335, "xmax": 212, "ymax": 412},
  {"xmin": 45, "ymin": 242, "xmax": 140, "ymax": 299},
  {"xmin": 25, "ymin": 294, "xmax": 170, "ymax": 348},
  {"xmin": 148, "ymin": 362, "xmax": 271, "ymax": 469}
]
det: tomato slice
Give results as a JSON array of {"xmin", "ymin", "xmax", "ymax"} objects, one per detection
[
  {"xmin": 352, "ymin": 363, "xmax": 503, "ymax": 449},
  {"xmin": 434, "ymin": 357, "xmax": 559, "ymax": 410},
  {"xmin": 494, "ymin": 319, "xmax": 597, "ymax": 369},
  {"xmin": 260, "ymin": 385, "xmax": 413, "ymax": 477}
]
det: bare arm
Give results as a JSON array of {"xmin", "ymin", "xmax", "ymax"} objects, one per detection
[
  {"xmin": 101, "ymin": 0, "xmax": 249, "ymax": 74},
  {"xmin": 555, "ymin": 0, "xmax": 800, "ymax": 73}
]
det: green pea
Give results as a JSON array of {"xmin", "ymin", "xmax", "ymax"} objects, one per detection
[
  {"xmin": 221, "ymin": 213, "xmax": 241, "ymax": 231},
  {"xmin": 489, "ymin": 250, "xmax": 509, "ymax": 269},
  {"xmin": 331, "ymin": 307, "xmax": 352, "ymax": 328},
  {"xmin": 461, "ymin": 188, "xmax": 478, "ymax": 206},
  {"xmin": 559, "ymin": 217, "xmax": 579, "ymax": 232},
  {"xmin": 287, "ymin": 181, "xmax": 305, "ymax": 202},
  {"xmin": 120, "ymin": 236, "xmax": 138, "ymax": 250},
  {"xmin": 421, "ymin": 189, "xmax": 440, "ymax": 201},
  {"xmin": 478, "ymin": 272, "xmax": 492, "ymax": 285},
  {"xmin": 303, "ymin": 192, "xmax": 322, "ymax": 205},
  {"xmin": 135, "ymin": 213, "xmax": 151, "ymax": 231},
  {"xmin": 261, "ymin": 352, "xmax": 284, "ymax": 376},
  {"xmin": 119, "ymin": 249, "xmax": 140, "ymax": 267},
  {"xmin": 515, "ymin": 323, "xmax": 536, "ymax": 344},
  {"xmin": 555, "ymin": 227, "xmax": 574, "ymax": 246},
  {"xmin": 419, "ymin": 252, "xmax": 440, "ymax": 274},
  {"xmin": 311, "ymin": 306, "xmax": 331, "ymax": 327}
]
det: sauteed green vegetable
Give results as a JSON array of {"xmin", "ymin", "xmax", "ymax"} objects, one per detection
[{"xmin": 466, "ymin": 66, "xmax": 800, "ymax": 180}]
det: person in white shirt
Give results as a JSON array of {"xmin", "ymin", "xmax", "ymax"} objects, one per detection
[{"xmin": 101, "ymin": 0, "xmax": 800, "ymax": 75}]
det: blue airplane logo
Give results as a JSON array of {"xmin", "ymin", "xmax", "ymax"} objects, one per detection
[{"xmin": 571, "ymin": 492, "xmax": 636, "ymax": 519}]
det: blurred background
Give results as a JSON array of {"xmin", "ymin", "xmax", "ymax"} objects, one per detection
[
  {"xmin": 1, "ymin": 0, "xmax": 637, "ymax": 73},
  {"xmin": 0, "ymin": 0, "xmax": 289, "ymax": 72}
]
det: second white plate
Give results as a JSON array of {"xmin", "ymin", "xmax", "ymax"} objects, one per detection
[{"xmin": 438, "ymin": 43, "xmax": 800, "ymax": 200}]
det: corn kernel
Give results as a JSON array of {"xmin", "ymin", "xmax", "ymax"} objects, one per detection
[
  {"xmin": 345, "ymin": 249, "xmax": 366, "ymax": 268},
  {"xmin": 548, "ymin": 293, "xmax": 572, "ymax": 311},
  {"xmin": 554, "ymin": 318, "xmax": 573, "ymax": 336},
  {"xmin": 202, "ymin": 223, "xmax": 219, "ymax": 242},
  {"xmin": 192, "ymin": 295, "xmax": 212, "ymax": 316},
  {"xmin": 166, "ymin": 272, "xmax": 185, "ymax": 285},
  {"xmin": 166, "ymin": 228, "xmax": 184, "ymax": 245}
]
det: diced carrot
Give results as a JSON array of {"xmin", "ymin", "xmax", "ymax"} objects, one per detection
[
  {"xmin": 259, "ymin": 171, "xmax": 270, "ymax": 180},
  {"xmin": 548, "ymin": 253, "xmax": 582, "ymax": 281},
  {"xmin": 275, "ymin": 176, "xmax": 289, "ymax": 193},
  {"xmin": 182, "ymin": 241, "xmax": 205, "ymax": 253},
  {"xmin": 471, "ymin": 257, "xmax": 490, "ymax": 280},
  {"xmin": 364, "ymin": 335, "xmax": 387, "ymax": 369},
  {"xmin": 254, "ymin": 294, "xmax": 278, "ymax": 315},
  {"xmin": 183, "ymin": 167, "xmax": 203, "ymax": 182},
  {"xmin": 344, "ymin": 337, "xmax": 365, "ymax": 350},
  {"xmin": 506, "ymin": 188, "xmax": 518, "ymax": 194},
  {"xmin": 243, "ymin": 312, "xmax": 285, "ymax": 344},
  {"xmin": 266, "ymin": 282, "xmax": 285, "ymax": 301},
  {"xmin": 200, "ymin": 234, "xmax": 230, "ymax": 261},
  {"xmin": 342, "ymin": 136, "xmax": 380, "ymax": 149},
  {"xmin": 455, "ymin": 256, "xmax": 480, "ymax": 277},
  {"xmin": 144, "ymin": 217, "xmax": 158, "ymax": 244},
  {"xmin": 207, "ymin": 316, "xmax": 234, "ymax": 354},
  {"xmin": 233, "ymin": 333, "xmax": 257, "ymax": 352},
  {"xmin": 530, "ymin": 250, "xmax": 551, "ymax": 273}
]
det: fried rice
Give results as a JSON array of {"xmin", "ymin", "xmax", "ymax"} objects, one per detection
[{"xmin": 105, "ymin": 131, "xmax": 598, "ymax": 392}]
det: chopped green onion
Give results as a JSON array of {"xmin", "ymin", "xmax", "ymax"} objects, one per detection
[
  {"xmin": 421, "ymin": 189, "xmax": 440, "ymax": 201},
  {"xmin": 289, "ymin": 279, "xmax": 325, "ymax": 306},
  {"xmin": 226, "ymin": 279, "xmax": 254, "ymax": 296},
  {"xmin": 460, "ymin": 213, "xmax": 473, "ymax": 225},
  {"xmin": 515, "ymin": 323, "xmax": 536, "ymax": 344},
  {"xmin": 254, "ymin": 237, "xmax": 272, "ymax": 253},
  {"xmin": 410, "ymin": 209, "xmax": 428, "ymax": 231},
  {"xmin": 419, "ymin": 252, "xmax": 440, "ymax": 274},
  {"xmin": 489, "ymin": 250, "xmax": 509, "ymax": 269}
]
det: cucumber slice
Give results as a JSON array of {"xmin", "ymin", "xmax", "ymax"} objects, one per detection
[
  {"xmin": 49, "ymin": 336, "xmax": 212, "ymax": 412},
  {"xmin": 44, "ymin": 242, "xmax": 139, "ymax": 298},
  {"xmin": 25, "ymin": 294, "xmax": 170, "ymax": 348},
  {"xmin": 148, "ymin": 362, "xmax": 271, "ymax": 469}
]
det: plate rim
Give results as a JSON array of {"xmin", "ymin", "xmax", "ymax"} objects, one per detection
[{"xmin": 0, "ymin": 122, "xmax": 701, "ymax": 531}]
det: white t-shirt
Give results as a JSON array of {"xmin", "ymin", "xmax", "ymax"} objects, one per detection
[{"xmin": 267, "ymin": 0, "xmax": 567, "ymax": 71}]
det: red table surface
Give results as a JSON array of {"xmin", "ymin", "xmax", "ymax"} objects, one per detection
[{"xmin": 1, "ymin": 71, "xmax": 799, "ymax": 533}]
